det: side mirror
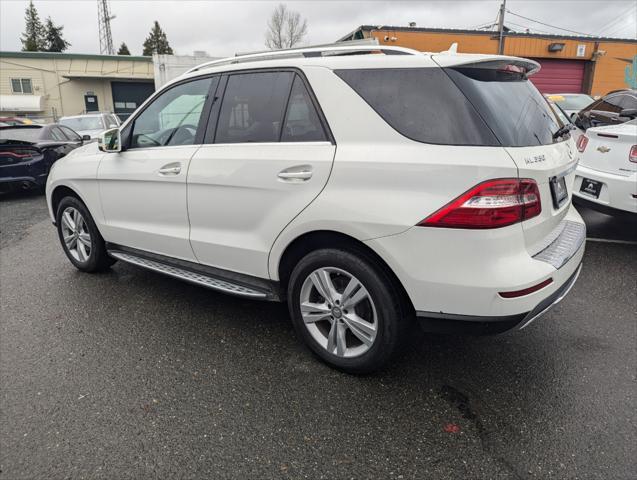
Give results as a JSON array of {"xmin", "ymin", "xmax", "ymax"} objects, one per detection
[
  {"xmin": 108, "ymin": 123, "xmax": 118, "ymax": 128},
  {"xmin": 570, "ymin": 112, "xmax": 578, "ymax": 121},
  {"xmin": 81, "ymin": 134, "xmax": 92, "ymax": 142},
  {"xmin": 619, "ymin": 108, "xmax": 637, "ymax": 119},
  {"xmin": 98, "ymin": 128, "xmax": 121, "ymax": 153}
]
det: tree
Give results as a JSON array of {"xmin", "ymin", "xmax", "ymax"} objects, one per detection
[
  {"xmin": 142, "ymin": 21, "xmax": 173, "ymax": 56},
  {"xmin": 20, "ymin": 0, "xmax": 46, "ymax": 52},
  {"xmin": 117, "ymin": 42, "xmax": 131, "ymax": 55},
  {"xmin": 265, "ymin": 4, "xmax": 308, "ymax": 50},
  {"xmin": 44, "ymin": 17, "xmax": 70, "ymax": 52}
]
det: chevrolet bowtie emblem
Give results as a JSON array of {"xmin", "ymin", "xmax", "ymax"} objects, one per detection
[{"xmin": 597, "ymin": 146, "xmax": 611, "ymax": 153}]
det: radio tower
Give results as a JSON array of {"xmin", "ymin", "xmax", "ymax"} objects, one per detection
[{"xmin": 97, "ymin": 0, "xmax": 115, "ymax": 55}]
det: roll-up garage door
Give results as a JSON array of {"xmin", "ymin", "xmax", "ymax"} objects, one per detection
[{"xmin": 529, "ymin": 59, "xmax": 586, "ymax": 94}]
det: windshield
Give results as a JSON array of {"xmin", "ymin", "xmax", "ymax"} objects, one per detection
[
  {"xmin": 445, "ymin": 67, "xmax": 563, "ymax": 147},
  {"xmin": 60, "ymin": 116, "xmax": 104, "ymax": 131},
  {"xmin": 0, "ymin": 127, "xmax": 41, "ymax": 143},
  {"xmin": 551, "ymin": 94, "xmax": 594, "ymax": 111}
]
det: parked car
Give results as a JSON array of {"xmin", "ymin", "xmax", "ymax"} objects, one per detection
[
  {"xmin": 46, "ymin": 45, "xmax": 585, "ymax": 373},
  {"xmin": 546, "ymin": 93, "xmax": 594, "ymax": 119},
  {"xmin": 0, "ymin": 124, "xmax": 88, "ymax": 193},
  {"xmin": 59, "ymin": 112, "xmax": 120, "ymax": 141},
  {"xmin": 573, "ymin": 89, "xmax": 637, "ymax": 131},
  {"xmin": 573, "ymin": 118, "xmax": 637, "ymax": 216}
]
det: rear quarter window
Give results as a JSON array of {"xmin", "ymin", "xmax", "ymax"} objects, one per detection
[{"xmin": 335, "ymin": 68, "xmax": 498, "ymax": 146}]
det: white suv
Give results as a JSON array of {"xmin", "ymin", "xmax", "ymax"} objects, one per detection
[{"xmin": 46, "ymin": 45, "xmax": 585, "ymax": 373}]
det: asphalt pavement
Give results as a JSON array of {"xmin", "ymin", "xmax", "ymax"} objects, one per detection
[{"xmin": 1, "ymin": 192, "xmax": 635, "ymax": 479}]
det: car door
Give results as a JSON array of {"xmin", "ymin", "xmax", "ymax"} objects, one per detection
[
  {"xmin": 188, "ymin": 70, "xmax": 336, "ymax": 278},
  {"xmin": 97, "ymin": 75, "xmax": 218, "ymax": 261}
]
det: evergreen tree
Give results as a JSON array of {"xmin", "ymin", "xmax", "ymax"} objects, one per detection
[
  {"xmin": 117, "ymin": 42, "xmax": 131, "ymax": 55},
  {"xmin": 44, "ymin": 17, "xmax": 70, "ymax": 52},
  {"xmin": 142, "ymin": 21, "xmax": 173, "ymax": 56},
  {"xmin": 20, "ymin": 1, "xmax": 46, "ymax": 52}
]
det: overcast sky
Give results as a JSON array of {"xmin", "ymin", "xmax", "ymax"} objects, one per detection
[{"xmin": 0, "ymin": 0, "xmax": 635, "ymax": 57}]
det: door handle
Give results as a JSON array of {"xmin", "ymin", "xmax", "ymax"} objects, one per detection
[
  {"xmin": 158, "ymin": 163, "xmax": 181, "ymax": 175},
  {"xmin": 278, "ymin": 165, "xmax": 313, "ymax": 182}
]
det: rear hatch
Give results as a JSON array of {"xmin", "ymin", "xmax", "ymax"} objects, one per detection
[
  {"xmin": 434, "ymin": 56, "xmax": 577, "ymax": 254},
  {"xmin": 578, "ymin": 121, "xmax": 637, "ymax": 177}
]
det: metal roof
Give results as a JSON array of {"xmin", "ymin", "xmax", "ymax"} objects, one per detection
[
  {"xmin": 0, "ymin": 51, "xmax": 152, "ymax": 62},
  {"xmin": 340, "ymin": 25, "xmax": 637, "ymax": 44}
]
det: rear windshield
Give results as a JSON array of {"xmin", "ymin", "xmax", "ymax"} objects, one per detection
[
  {"xmin": 336, "ymin": 66, "xmax": 563, "ymax": 147},
  {"xmin": 0, "ymin": 127, "xmax": 41, "ymax": 143},
  {"xmin": 445, "ymin": 66, "xmax": 563, "ymax": 147},
  {"xmin": 552, "ymin": 94, "xmax": 594, "ymax": 111},
  {"xmin": 60, "ymin": 116, "xmax": 104, "ymax": 131}
]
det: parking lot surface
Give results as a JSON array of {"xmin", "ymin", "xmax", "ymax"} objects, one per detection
[{"xmin": 1, "ymin": 193, "xmax": 636, "ymax": 479}]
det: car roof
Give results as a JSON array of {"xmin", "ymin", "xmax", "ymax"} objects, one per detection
[{"xmin": 172, "ymin": 48, "xmax": 539, "ymax": 86}]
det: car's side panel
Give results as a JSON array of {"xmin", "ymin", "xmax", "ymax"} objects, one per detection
[
  {"xmin": 97, "ymin": 145, "xmax": 199, "ymax": 262},
  {"xmin": 188, "ymin": 142, "xmax": 336, "ymax": 278}
]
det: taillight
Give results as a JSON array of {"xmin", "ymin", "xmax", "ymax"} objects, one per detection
[
  {"xmin": 629, "ymin": 145, "xmax": 637, "ymax": 163},
  {"xmin": 418, "ymin": 178, "xmax": 542, "ymax": 229},
  {"xmin": 576, "ymin": 135, "xmax": 588, "ymax": 153}
]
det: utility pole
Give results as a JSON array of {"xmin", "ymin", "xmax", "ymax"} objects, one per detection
[
  {"xmin": 497, "ymin": 0, "xmax": 507, "ymax": 55},
  {"xmin": 97, "ymin": 0, "xmax": 115, "ymax": 55}
]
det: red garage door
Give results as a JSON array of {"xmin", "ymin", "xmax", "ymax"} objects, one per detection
[{"xmin": 529, "ymin": 59, "xmax": 586, "ymax": 94}]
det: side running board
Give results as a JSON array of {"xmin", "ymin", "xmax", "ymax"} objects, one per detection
[{"xmin": 108, "ymin": 250, "xmax": 270, "ymax": 299}]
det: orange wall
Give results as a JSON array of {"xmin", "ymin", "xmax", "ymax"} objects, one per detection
[
  {"xmin": 591, "ymin": 42, "xmax": 637, "ymax": 96},
  {"xmin": 369, "ymin": 29, "xmax": 636, "ymax": 95}
]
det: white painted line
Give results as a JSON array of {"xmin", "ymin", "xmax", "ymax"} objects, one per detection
[{"xmin": 586, "ymin": 237, "xmax": 637, "ymax": 245}]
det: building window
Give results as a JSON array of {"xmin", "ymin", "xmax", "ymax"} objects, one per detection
[{"xmin": 11, "ymin": 78, "xmax": 33, "ymax": 94}]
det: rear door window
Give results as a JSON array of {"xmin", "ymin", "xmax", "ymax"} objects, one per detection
[
  {"xmin": 215, "ymin": 71, "xmax": 294, "ymax": 143},
  {"xmin": 618, "ymin": 95, "xmax": 637, "ymax": 109},
  {"xmin": 336, "ymin": 68, "xmax": 498, "ymax": 146},
  {"xmin": 281, "ymin": 75, "xmax": 327, "ymax": 142}
]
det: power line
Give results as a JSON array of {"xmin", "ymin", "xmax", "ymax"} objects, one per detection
[
  {"xmin": 594, "ymin": 3, "xmax": 636, "ymax": 36},
  {"xmin": 506, "ymin": 10, "xmax": 595, "ymax": 37}
]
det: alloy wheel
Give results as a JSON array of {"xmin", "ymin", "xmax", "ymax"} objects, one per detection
[
  {"xmin": 299, "ymin": 267, "xmax": 378, "ymax": 358},
  {"xmin": 60, "ymin": 206, "xmax": 92, "ymax": 262}
]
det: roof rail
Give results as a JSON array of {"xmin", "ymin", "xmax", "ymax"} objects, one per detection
[{"xmin": 184, "ymin": 42, "xmax": 422, "ymax": 74}]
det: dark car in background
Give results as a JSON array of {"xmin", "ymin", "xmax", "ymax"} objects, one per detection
[
  {"xmin": 573, "ymin": 89, "xmax": 637, "ymax": 131},
  {"xmin": 0, "ymin": 124, "xmax": 88, "ymax": 193}
]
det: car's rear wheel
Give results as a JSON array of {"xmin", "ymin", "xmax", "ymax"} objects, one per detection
[
  {"xmin": 288, "ymin": 248, "xmax": 410, "ymax": 374},
  {"xmin": 56, "ymin": 196, "xmax": 115, "ymax": 272}
]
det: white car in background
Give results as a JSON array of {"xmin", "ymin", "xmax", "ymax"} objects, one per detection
[
  {"xmin": 547, "ymin": 93, "xmax": 595, "ymax": 119},
  {"xmin": 573, "ymin": 119, "xmax": 637, "ymax": 216},
  {"xmin": 59, "ymin": 113, "xmax": 121, "ymax": 141},
  {"xmin": 46, "ymin": 45, "xmax": 585, "ymax": 373}
]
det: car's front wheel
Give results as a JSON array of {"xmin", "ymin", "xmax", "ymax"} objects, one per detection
[
  {"xmin": 288, "ymin": 248, "xmax": 410, "ymax": 374},
  {"xmin": 56, "ymin": 196, "xmax": 116, "ymax": 272}
]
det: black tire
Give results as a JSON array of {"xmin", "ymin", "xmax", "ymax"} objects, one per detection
[
  {"xmin": 287, "ymin": 248, "xmax": 411, "ymax": 374},
  {"xmin": 55, "ymin": 196, "xmax": 116, "ymax": 272}
]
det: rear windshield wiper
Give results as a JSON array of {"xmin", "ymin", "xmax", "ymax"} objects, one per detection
[{"xmin": 552, "ymin": 125, "xmax": 571, "ymax": 140}]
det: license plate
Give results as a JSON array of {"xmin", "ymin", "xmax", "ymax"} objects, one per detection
[
  {"xmin": 579, "ymin": 178, "xmax": 602, "ymax": 199},
  {"xmin": 550, "ymin": 175, "xmax": 569, "ymax": 209}
]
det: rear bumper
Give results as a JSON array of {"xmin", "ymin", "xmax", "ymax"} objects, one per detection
[
  {"xmin": 416, "ymin": 262, "xmax": 582, "ymax": 334},
  {"xmin": 366, "ymin": 203, "xmax": 586, "ymax": 329},
  {"xmin": 0, "ymin": 175, "xmax": 46, "ymax": 192},
  {"xmin": 0, "ymin": 157, "xmax": 48, "ymax": 192},
  {"xmin": 573, "ymin": 165, "xmax": 637, "ymax": 214}
]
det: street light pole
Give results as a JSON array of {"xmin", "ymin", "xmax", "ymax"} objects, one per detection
[{"xmin": 498, "ymin": 0, "xmax": 507, "ymax": 55}]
